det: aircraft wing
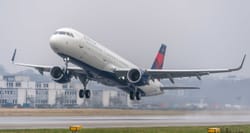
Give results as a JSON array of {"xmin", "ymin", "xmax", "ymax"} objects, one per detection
[
  {"xmin": 13, "ymin": 63, "xmax": 85, "ymax": 74},
  {"xmin": 115, "ymin": 55, "xmax": 246, "ymax": 83},
  {"xmin": 146, "ymin": 55, "xmax": 245, "ymax": 80},
  {"xmin": 11, "ymin": 49, "xmax": 87, "ymax": 77},
  {"xmin": 160, "ymin": 86, "xmax": 200, "ymax": 90}
]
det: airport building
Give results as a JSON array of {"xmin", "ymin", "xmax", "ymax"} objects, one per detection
[
  {"xmin": 90, "ymin": 89, "xmax": 130, "ymax": 108},
  {"xmin": 0, "ymin": 75, "xmax": 131, "ymax": 108}
]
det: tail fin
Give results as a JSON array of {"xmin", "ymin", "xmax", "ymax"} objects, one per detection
[{"xmin": 151, "ymin": 44, "xmax": 166, "ymax": 69}]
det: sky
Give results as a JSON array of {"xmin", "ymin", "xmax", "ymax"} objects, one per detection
[{"xmin": 0, "ymin": 0, "xmax": 249, "ymax": 78}]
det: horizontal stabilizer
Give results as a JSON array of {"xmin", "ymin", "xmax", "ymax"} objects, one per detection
[{"xmin": 160, "ymin": 86, "xmax": 200, "ymax": 90}]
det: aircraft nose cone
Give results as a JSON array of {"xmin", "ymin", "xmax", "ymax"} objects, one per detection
[{"xmin": 49, "ymin": 35, "xmax": 61, "ymax": 51}]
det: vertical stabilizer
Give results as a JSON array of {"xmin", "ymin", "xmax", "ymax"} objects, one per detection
[{"xmin": 151, "ymin": 44, "xmax": 166, "ymax": 69}]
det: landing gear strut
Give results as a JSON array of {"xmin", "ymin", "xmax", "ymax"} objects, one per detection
[
  {"xmin": 129, "ymin": 91, "xmax": 135, "ymax": 100},
  {"xmin": 63, "ymin": 57, "xmax": 70, "ymax": 70},
  {"xmin": 62, "ymin": 57, "xmax": 91, "ymax": 99},
  {"xmin": 135, "ymin": 91, "xmax": 141, "ymax": 101},
  {"xmin": 129, "ymin": 87, "xmax": 141, "ymax": 101}
]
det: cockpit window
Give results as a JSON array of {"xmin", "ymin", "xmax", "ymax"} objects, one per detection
[{"xmin": 54, "ymin": 31, "xmax": 74, "ymax": 38}]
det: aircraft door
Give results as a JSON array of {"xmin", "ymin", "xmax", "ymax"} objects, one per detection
[
  {"xmin": 79, "ymin": 39, "xmax": 84, "ymax": 48},
  {"xmin": 79, "ymin": 36, "xmax": 86, "ymax": 49}
]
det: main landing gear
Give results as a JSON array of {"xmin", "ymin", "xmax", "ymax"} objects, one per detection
[
  {"xmin": 129, "ymin": 87, "xmax": 141, "ymax": 101},
  {"xmin": 79, "ymin": 76, "xmax": 91, "ymax": 99},
  {"xmin": 79, "ymin": 89, "xmax": 91, "ymax": 99}
]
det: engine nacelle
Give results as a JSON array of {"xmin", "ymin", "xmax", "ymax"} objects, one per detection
[
  {"xmin": 50, "ymin": 66, "xmax": 71, "ymax": 84},
  {"xmin": 127, "ymin": 68, "xmax": 142, "ymax": 84}
]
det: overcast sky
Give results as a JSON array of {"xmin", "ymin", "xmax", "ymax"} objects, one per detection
[{"xmin": 0, "ymin": 0, "xmax": 249, "ymax": 78}]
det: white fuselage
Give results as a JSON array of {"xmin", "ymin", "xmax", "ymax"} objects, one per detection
[{"xmin": 49, "ymin": 28, "xmax": 163, "ymax": 96}]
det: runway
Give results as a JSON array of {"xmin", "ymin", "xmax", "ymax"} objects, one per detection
[{"xmin": 0, "ymin": 114, "xmax": 250, "ymax": 129}]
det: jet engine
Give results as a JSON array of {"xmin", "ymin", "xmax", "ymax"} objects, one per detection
[
  {"xmin": 127, "ymin": 68, "xmax": 142, "ymax": 84},
  {"xmin": 50, "ymin": 66, "xmax": 71, "ymax": 83}
]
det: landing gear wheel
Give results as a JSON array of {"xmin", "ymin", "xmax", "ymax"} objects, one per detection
[
  {"xmin": 129, "ymin": 91, "xmax": 135, "ymax": 100},
  {"xmin": 85, "ymin": 90, "xmax": 91, "ymax": 99},
  {"xmin": 135, "ymin": 91, "xmax": 141, "ymax": 101},
  {"xmin": 79, "ymin": 89, "xmax": 84, "ymax": 98}
]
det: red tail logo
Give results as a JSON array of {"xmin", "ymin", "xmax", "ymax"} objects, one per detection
[{"xmin": 151, "ymin": 44, "xmax": 166, "ymax": 69}]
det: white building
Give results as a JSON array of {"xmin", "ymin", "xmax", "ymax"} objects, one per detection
[
  {"xmin": 0, "ymin": 75, "xmax": 81, "ymax": 107},
  {"xmin": 0, "ymin": 75, "xmax": 130, "ymax": 108},
  {"xmin": 91, "ymin": 89, "xmax": 131, "ymax": 108}
]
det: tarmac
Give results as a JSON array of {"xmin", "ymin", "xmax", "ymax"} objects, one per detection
[{"xmin": 0, "ymin": 114, "xmax": 250, "ymax": 129}]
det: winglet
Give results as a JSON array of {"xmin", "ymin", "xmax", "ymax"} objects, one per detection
[
  {"xmin": 231, "ymin": 54, "xmax": 246, "ymax": 71},
  {"xmin": 11, "ymin": 49, "xmax": 17, "ymax": 63},
  {"xmin": 240, "ymin": 54, "xmax": 246, "ymax": 69}
]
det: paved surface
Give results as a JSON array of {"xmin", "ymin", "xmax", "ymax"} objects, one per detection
[{"xmin": 0, "ymin": 115, "xmax": 250, "ymax": 129}]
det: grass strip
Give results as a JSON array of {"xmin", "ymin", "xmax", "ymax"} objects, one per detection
[{"xmin": 0, "ymin": 125, "xmax": 249, "ymax": 133}]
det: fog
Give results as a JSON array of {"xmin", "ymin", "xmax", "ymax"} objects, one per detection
[{"xmin": 0, "ymin": 0, "xmax": 249, "ymax": 77}]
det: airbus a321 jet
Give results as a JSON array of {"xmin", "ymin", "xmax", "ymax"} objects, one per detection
[{"xmin": 11, "ymin": 28, "xmax": 246, "ymax": 100}]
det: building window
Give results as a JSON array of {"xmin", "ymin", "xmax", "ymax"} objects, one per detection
[
  {"xmin": 16, "ymin": 82, "xmax": 21, "ymax": 87},
  {"xmin": 7, "ymin": 82, "xmax": 13, "ymax": 88},
  {"xmin": 13, "ymin": 99, "xmax": 17, "ymax": 104},
  {"xmin": 72, "ymin": 100, "xmax": 76, "ymax": 104},
  {"xmin": 43, "ymin": 83, "xmax": 48, "ymax": 88},
  {"xmin": 41, "ymin": 100, "xmax": 48, "ymax": 104},
  {"xmin": 4, "ymin": 76, "xmax": 15, "ymax": 82},
  {"xmin": 36, "ymin": 83, "xmax": 41, "ymax": 88},
  {"xmin": 62, "ymin": 84, "xmax": 68, "ymax": 89},
  {"xmin": 0, "ymin": 99, "xmax": 7, "ymax": 104}
]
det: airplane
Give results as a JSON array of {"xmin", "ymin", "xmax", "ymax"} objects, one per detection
[{"xmin": 11, "ymin": 28, "xmax": 246, "ymax": 100}]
